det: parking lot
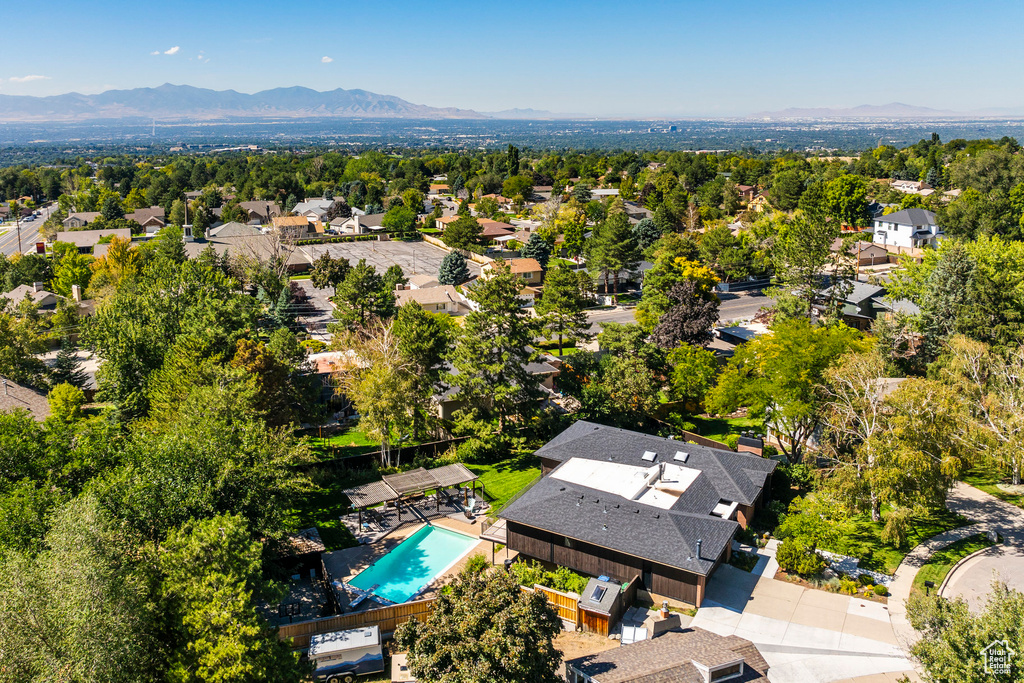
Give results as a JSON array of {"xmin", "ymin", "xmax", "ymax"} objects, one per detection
[{"xmin": 298, "ymin": 240, "xmax": 481, "ymax": 279}]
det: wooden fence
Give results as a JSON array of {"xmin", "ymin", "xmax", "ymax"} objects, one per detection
[
  {"xmin": 278, "ymin": 598, "xmax": 436, "ymax": 649},
  {"xmin": 528, "ymin": 584, "xmax": 581, "ymax": 629}
]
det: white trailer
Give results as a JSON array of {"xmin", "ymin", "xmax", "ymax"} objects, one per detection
[{"xmin": 310, "ymin": 626, "xmax": 385, "ymax": 683}]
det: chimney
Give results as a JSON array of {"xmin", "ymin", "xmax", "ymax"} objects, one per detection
[
  {"xmin": 660, "ymin": 601, "xmax": 669, "ymax": 619},
  {"xmin": 71, "ymin": 284, "xmax": 82, "ymax": 302},
  {"xmin": 33, "ymin": 281, "xmax": 44, "ymax": 292},
  {"xmin": 2, "ymin": 379, "xmax": 7, "ymax": 395},
  {"xmin": 696, "ymin": 539, "xmax": 702, "ymax": 559},
  {"xmin": 659, "ymin": 462, "xmax": 666, "ymax": 481}
]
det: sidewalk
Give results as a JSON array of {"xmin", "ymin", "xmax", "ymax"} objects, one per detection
[{"xmin": 887, "ymin": 481, "xmax": 1024, "ymax": 649}]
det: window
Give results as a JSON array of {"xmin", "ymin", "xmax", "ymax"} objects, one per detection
[
  {"xmin": 564, "ymin": 537, "xmax": 574, "ymax": 549},
  {"xmin": 710, "ymin": 662, "xmax": 743, "ymax": 681}
]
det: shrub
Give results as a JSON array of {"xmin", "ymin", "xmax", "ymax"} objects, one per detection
[
  {"xmin": 735, "ymin": 526, "xmax": 757, "ymax": 545},
  {"xmin": 776, "ymin": 538, "xmax": 826, "ymax": 576},
  {"xmin": 840, "ymin": 578, "xmax": 859, "ymax": 595},
  {"xmin": 462, "ymin": 553, "xmax": 490, "ymax": 576},
  {"xmin": 762, "ymin": 444, "xmax": 778, "ymax": 457},
  {"xmin": 455, "ymin": 435, "xmax": 510, "ymax": 464},
  {"xmin": 724, "ymin": 434, "xmax": 740, "ymax": 450},
  {"xmin": 873, "ymin": 584, "xmax": 889, "ymax": 597},
  {"xmin": 858, "ymin": 573, "xmax": 875, "ymax": 586}
]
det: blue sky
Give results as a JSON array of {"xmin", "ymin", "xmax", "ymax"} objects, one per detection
[{"xmin": 3, "ymin": 0, "xmax": 1023, "ymax": 116}]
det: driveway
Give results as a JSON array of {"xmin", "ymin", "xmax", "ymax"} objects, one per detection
[{"xmin": 691, "ymin": 545, "xmax": 916, "ymax": 683}]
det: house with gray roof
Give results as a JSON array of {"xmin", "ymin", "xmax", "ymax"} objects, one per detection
[
  {"xmin": 872, "ymin": 208, "xmax": 942, "ymax": 249},
  {"xmin": 0, "ymin": 377, "xmax": 50, "ymax": 421},
  {"xmin": 500, "ymin": 421, "xmax": 776, "ymax": 607}
]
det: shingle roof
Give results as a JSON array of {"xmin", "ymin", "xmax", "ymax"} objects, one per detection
[
  {"xmin": 207, "ymin": 221, "xmax": 263, "ymax": 238},
  {"xmin": 567, "ymin": 628, "xmax": 769, "ymax": 683},
  {"xmin": 877, "ymin": 208, "xmax": 936, "ymax": 226},
  {"xmin": 55, "ymin": 228, "xmax": 132, "ymax": 248},
  {"xmin": 395, "ymin": 286, "xmax": 461, "ymax": 307},
  {"xmin": 0, "ymin": 377, "xmax": 50, "ymax": 421}
]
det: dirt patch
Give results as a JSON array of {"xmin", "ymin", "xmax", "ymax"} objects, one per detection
[{"xmin": 555, "ymin": 630, "xmax": 618, "ymax": 668}]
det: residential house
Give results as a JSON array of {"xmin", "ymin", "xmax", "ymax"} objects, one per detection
[
  {"xmin": 735, "ymin": 184, "xmax": 756, "ymax": 203},
  {"xmin": 433, "ymin": 354, "xmax": 559, "ymax": 420},
  {"xmin": 3, "ymin": 282, "xmax": 60, "ymax": 310},
  {"xmin": 499, "ymin": 421, "xmax": 776, "ymax": 607},
  {"xmin": 0, "ymin": 377, "xmax": 51, "ymax": 421},
  {"xmin": 272, "ymin": 215, "xmax": 312, "ymax": 240},
  {"xmin": 565, "ymin": 628, "xmax": 769, "ymax": 683},
  {"xmin": 890, "ymin": 179, "xmax": 933, "ymax": 195},
  {"xmin": 590, "ymin": 188, "xmax": 620, "ymax": 198},
  {"xmin": 748, "ymin": 194, "xmax": 771, "ymax": 212},
  {"xmin": 125, "ymin": 206, "xmax": 166, "ymax": 233},
  {"xmin": 814, "ymin": 280, "xmax": 888, "ymax": 331},
  {"xmin": 407, "ymin": 274, "xmax": 440, "ymax": 289},
  {"xmin": 829, "ymin": 238, "xmax": 890, "ymax": 267},
  {"xmin": 480, "ymin": 193, "xmax": 515, "ymax": 210},
  {"xmin": 872, "ymin": 208, "xmax": 942, "ymax": 249},
  {"xmin": 237, "ymin": 200, "xmax": 282, "ymax": 225},
  {"xmin": 334, "ymin": 213, "xmax": 386, "ymax": 235},
  {"xmin": 292, "ymin": 198, "xmax": 341, "ymax": 223},
  {"xmin": 476, "ymin": 218, "xmax": 516, "ymax": 244},
  {"xmin": 395, "ymin": 284, "xmax": 466, "ymax": 315},
  {"xmin": 435, "ymin": 215, "xmax": 459, "ymax": 231},
  {"xmin": 206, "ymin": 221, "xmax": 263, "ymax": 239},
  {"xmin": 55, "ymin": 228, "xmax": 132, "ymax": 253},
  {"xmin": 481, "ymin": 258, "xmax": 543, "ymax": 286},
  {"xmin": 942, "ymin": 188, "xmax": 962, "ymax": 202},
  {"xmin": 428, "ymin": 184, "xmax": 450, "ymax": 195},
  {"xmin": 62, "ymin": 212, "xmax": 102, "ymax": 229},
  {"xmin": 623, "ymin": 201, "xmax": 653, "ymax": 223}
]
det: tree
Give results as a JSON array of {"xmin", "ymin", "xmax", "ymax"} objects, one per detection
[
  {"xmin": 47, "ymin": 382, "xmax": 85, "ymax": 422},
  {"xmin": 907, "ymin": 582, "xmax": 1024, "ymax": 683},
  {"xmin": 667, "ymin": 343, "xmax": 718, "ymax": 404},
  {"xmin": 520, "ymin": 232, "xmax": 551, "ymax": 269},
  {"xmin": 766, "ymin": 214, "xmax": 852, "ymax": 320},
  {"xmin": 535, "ymin": 263, "xmax": 592, "ymax": 354},
  {"xmin": 394, "ymin": 303, "xmax": 453, "ymax": 438},
  {"xmin": 333, "ymin": 321, "xmax": 417, "ymax": 467},
  {"xmin": 707, "ymin": 318, "xmax": 868, "ymax": 463},
  {"xmin": 634, "ymin": 245, "xmax": 716, "ymax": 332},
  {"xmin": 160, "ymin": 514, "xmax": 303, "ymax": 683},
  {"xmin": 631, "ymin": 217, "xmax": 662, "ymax": 252},
  {"xmin": 101, "ymin": 194, "xmax": 124, "ymax": 221},
  {"xmin": 650, "ymin": 279, "xmax": 720, "ymax": 350},
  {"xmin": 770, "ymin": 169, "xmax": 805, "ymax": 210},
  {"xmin": 169, "ymin": 198, "xmax": 186, "ymax": 227},
  {"xmin": 0, "ymin": 496, "xmax": 159, "ymax": 683},
  {"xmin": 447, "ymin": 262, "xmax": 541, "ymax": 430},
  {"xmin": 333, "ymin": 259, "xmax": 388, "ymax": 328},
  {"xmin": 437, "ymin": 250, "xmax": 471, "ymax": 285},
  {"xmin": 153, "ymin": 225, "xmax": 187, "ymax": 264},
  {"xmin": 824, "ymin": 175, "xmax": 869, "ymax": 227},
  {"xmin": 586, "ymin": 212, "xmax": 638, "ymax": 301},
  {"xmin": 51, "ymin": 336, "xmax": 89, "ymax": 389},
  {"xmin": 309, "ymin": 252, "xmax": 350, "ymax": 292},
  {"xmin": 441, "ymin": 215, "xmax": 482, "ymax": 251},
  {"xmin": 395, "ymin": 569, "xmax": 562, "ymax": 683},
  {"xmin": 382, "ymin": 204, "xmax": 417, "ymax": 238},
  {"xmin": 502, "ymin": 174, "xmax": 533, "ymax": 202},
  {"xmin": 49, "ymin": 242, "xmax": 92, "ymax": 298}
]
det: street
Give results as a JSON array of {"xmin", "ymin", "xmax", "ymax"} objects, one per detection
[
  {"xmin": 585, "ymin": 288, "xmax": 773, "ymax": 333},
  {"xmin": 0, "ymin": 203, "xmax": 53, "ymax": 257}
]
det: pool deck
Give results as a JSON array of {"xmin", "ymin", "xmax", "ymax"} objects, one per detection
[{"xmin": 322, "ymin": 515, "xmax": 518, "ymax": 608}]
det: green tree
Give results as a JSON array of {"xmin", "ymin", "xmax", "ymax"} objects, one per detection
[
  {"xmin": 160, "ymin": 514, "xmax": 303, "ymax": 683},
  {"xmin": 50, "ymin": 336, "xmax": 89, "ymax": 389},
  {"xmin": 382, "ymin": 204, "xmax": 417, "ymax": 238},
  {"xmin": 101, "ymin": 193, "xmax": 124, "ymax": 221},
  {"xmin": 502, "ymin": 174, "xmax": 533, "ymax": 202},
  {"xmin": 169, "ymin": 198, "xmax": 186, "ymax": 227},
  {"xmin": 447, "ymin": 262, "xmax": 541, "ymax": 430},
  {"xmin": 707, "ymin": 318, "xmax": 868, "ymax": 463},
  {"xmin": 47, "ymin": 382, "xmax": 85, "ymax": 422},
  {"xmin": 309, "ymin": 252, "xmax": 350, "ymax": 292},
  {"xmin": 520, "ymin": 232, "xmax": 552, "ymax": 269},
  {"xmin": 907, "ymin": 582, "xmax": 1024, "ymax": 683},
  {"xmin": 154, "ymin": 225, "xmax": 187, "ymax": 264},
  {"xmin": 535, "ymin": 263, "xmax": 592, "ymax": 354},
  {"xmin": 437, "ymin": 250, "xmax": 471, "ymax": 285},
  {"xmin": 631, "ymin": 217, "xmax": 662, "ymax": 252},
  {"xmin": 586, "ymin": 212, "xmax": 638, "ymax": 301},
  {"xmin": 442, "ymin": 215, "xmax": 483, "ymax": 251},
  {"xmin": 333, "ymin": 258, "xmax": 390, "ymax": 328},
  {"xmin": 50, "ymin": 243, "xmax": 92, "ymax": 298},
  {"xmin": 823, "ymin": 175, "xmax": 869, "ymax": 227},
  {"xmin": 668, "ymin": 342, "xmax": 718, "ymax": 404},
  {"xmin": 395, "ymin": 569, "xmax": 562, "ymax": 683},
  {"xmin": 766, "ymin": 214, "xmax": 852, "ymax": 320},
  {"xmin": 394, "ymin": 303, "xmax": 453, "ymax": 438}
]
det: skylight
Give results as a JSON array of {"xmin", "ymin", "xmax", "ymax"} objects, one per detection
[
  {"xmin": 591, "ymin": 585, "xmax": 607, "ymax": 602},
  {"xmin": 674, "ymin": 451, "xmax": 689, "ymax": 462},
  {"xmin": 641, "ymin": 451, "xmax": 657, "ymax": 462}
]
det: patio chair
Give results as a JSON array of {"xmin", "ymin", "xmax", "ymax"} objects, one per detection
[{"xmin": 464, "ymin": 497, "xmax": 477, "ymax": 519}]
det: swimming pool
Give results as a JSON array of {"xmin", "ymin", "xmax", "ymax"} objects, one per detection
[{"xmin": 348, "ymin": 525, "xmax": 478, "ymax": 603}]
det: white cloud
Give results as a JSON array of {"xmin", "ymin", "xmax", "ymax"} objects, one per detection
[
  {"xmin": 151, "ymin": 50, "xmax": 161, "ymax": 55},
  {"xmin": 164, "ymin": 46, "xmax": 180, "ymax": 55},
  {"xmin": 8, "ymin": 75, "xmax": 50, "ymax": 83},
  {"xmin": 321, "ymin": 56, "xmax": 333, "ymax": 63}
]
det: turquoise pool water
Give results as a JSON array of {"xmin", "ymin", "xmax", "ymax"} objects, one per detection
[{"xmin": 348, "ymin": 525, "xmax": 478, "ymax": 603}]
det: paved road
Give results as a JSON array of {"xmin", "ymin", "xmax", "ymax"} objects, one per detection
[
  {"xmin": 584, "ymin": 288, "xmax": 773, "ymax": 334},
  {"xmin": 942, "ymin": 545, "xmax": 1024, "ymax": 612},
  {"xmin": 0, "ymin": 204, "xmax": 53, "ymax": 257}
]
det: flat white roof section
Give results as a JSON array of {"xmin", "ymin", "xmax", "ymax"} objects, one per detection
[
  {"xmin": 551, "ymin": 458, "xmax": 702, "ymax": 510},
  {"xmin": 712, "ymin": 501, "xmax": 739, "ymax": 520}
]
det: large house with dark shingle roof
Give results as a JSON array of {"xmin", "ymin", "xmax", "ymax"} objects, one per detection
[{"xmin": 500, "ymin": 421, "xmax": 776, "ymax": 607}]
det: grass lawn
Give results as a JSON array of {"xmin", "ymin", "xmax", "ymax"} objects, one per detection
[
  {"xmin": 911, "ymin": 533, "xmax": 996, "ymax": 595},
  {"xmin": 282, "ymin": 464, "xmax": 370, "ymax": 552},
  {"xmin": 826, "ymin": 507, "xmax": 972, "ymax": 574},
  {"xmin": 288, "ymin": 274, "xmax": 311, "ymax": 280},
  {"xmin": 469, "ymin": 453, "xmax": 541, "ymax": 512},
  {"xmin": 962, "ymin": 465, "xmax": 1024, "ymax": 509},
  {"xmin": 306, "ymin": 424, "xmax": 382, "ymax": 461},
  {"xmin": 687, "ymin": 415, "xmax": 763, "ymax": 442}
]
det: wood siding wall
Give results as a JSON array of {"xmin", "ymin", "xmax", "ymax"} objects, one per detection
[{"xmin": 508, "ymin": 522, "xmax": 703, "ymax": 605}]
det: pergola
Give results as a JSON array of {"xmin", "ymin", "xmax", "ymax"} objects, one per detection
[{"xmin": 342, "ymin": 463, "xmax": 480, "ymax": 525}]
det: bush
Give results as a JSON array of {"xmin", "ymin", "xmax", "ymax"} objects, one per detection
[
  {"xmin": 462, "ymin": 553, "xmax": 490, "ymax": 576},
  {"xmin": 735, "ymin": 526, "xmax": 757, "ymax": 545},
  {"xmin": 873, "ymin": 584, "xmax": 889, "ymax": 597},
  {"xmin": 858, "ymin": 573, "xmax": 875, "ymax": 586},
  {"xmin": 455, "ymin": 435, "xmax": 511, "ymax": 464},
  {"xmin": 776, "ymin": 538, "xmax": 826, "ymax": 576},
  {"xmin": 840, "ymin": 578, "xmax": 859, "ymax": 595},
  {"xmin": 724, "ymin": 434, "xmax": 740, "ymax": 450}
]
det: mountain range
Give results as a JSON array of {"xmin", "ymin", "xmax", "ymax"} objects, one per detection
[
  {"xmin": 0, "ymin": 83, "xmax": 487, "ymax": 122},
  {"xmin": 748, "ymin": 102, "xmax": 962, "ymax": 119}
]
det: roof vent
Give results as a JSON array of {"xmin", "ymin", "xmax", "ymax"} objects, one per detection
[
  {"xmin": 674, "ymin": 451, "xmax": 689, "ymax": 462},
  {"xmin": 652, "ymin": 513, "xmax": 660, "ymax": 519},
  {"xmin": 602, "ymin": 523, "xmax": 608, "ymax": 531},
  {"xmin": 641, "ymin": 451, "xmax": 657, "ymax": 462}
]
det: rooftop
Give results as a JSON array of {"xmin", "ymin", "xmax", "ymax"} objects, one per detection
[{"xmin": 0, "ymin": 377, "xmax": 50, "ymax": 421}]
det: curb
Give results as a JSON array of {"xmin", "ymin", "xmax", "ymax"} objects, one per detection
[{"xmin": 937, "ymin": 541, "xmax": 1001, "ymax": 596}]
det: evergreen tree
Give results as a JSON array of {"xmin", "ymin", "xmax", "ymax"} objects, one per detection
[
  {"xmin": 51, "ymin": 337, "xmax": 89, "ymax": 389},
  {"xmin": 632, "ymin": 217, "xmax": 662, "ymax": 252},
  {"xmin": 520, "ymin": 233, "xmax": 552, "ymax": 269},
  {"xmin": 446, "ymin": 262, "xmax": 541, "ymax": 430},
  {"xmin": 586, "ymin": 212, "xmax": 639, "ymax": 301},
  {"xmin": 535, "ymin": 264, "xmax": 592, "ymax": 355},
  {"xmin": 438, "ymin": 250, "xmax": 470, "ymax": 285}
]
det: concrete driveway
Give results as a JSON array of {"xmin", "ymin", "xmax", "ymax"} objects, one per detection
[{"xmin": 691, "ymin": 547, "xmax": 916, "ymax": 683}]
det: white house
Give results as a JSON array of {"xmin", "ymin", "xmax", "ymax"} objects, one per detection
[{"xmin": 872, "ymin": 208, "xmax": 942, "ymax": 249}]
